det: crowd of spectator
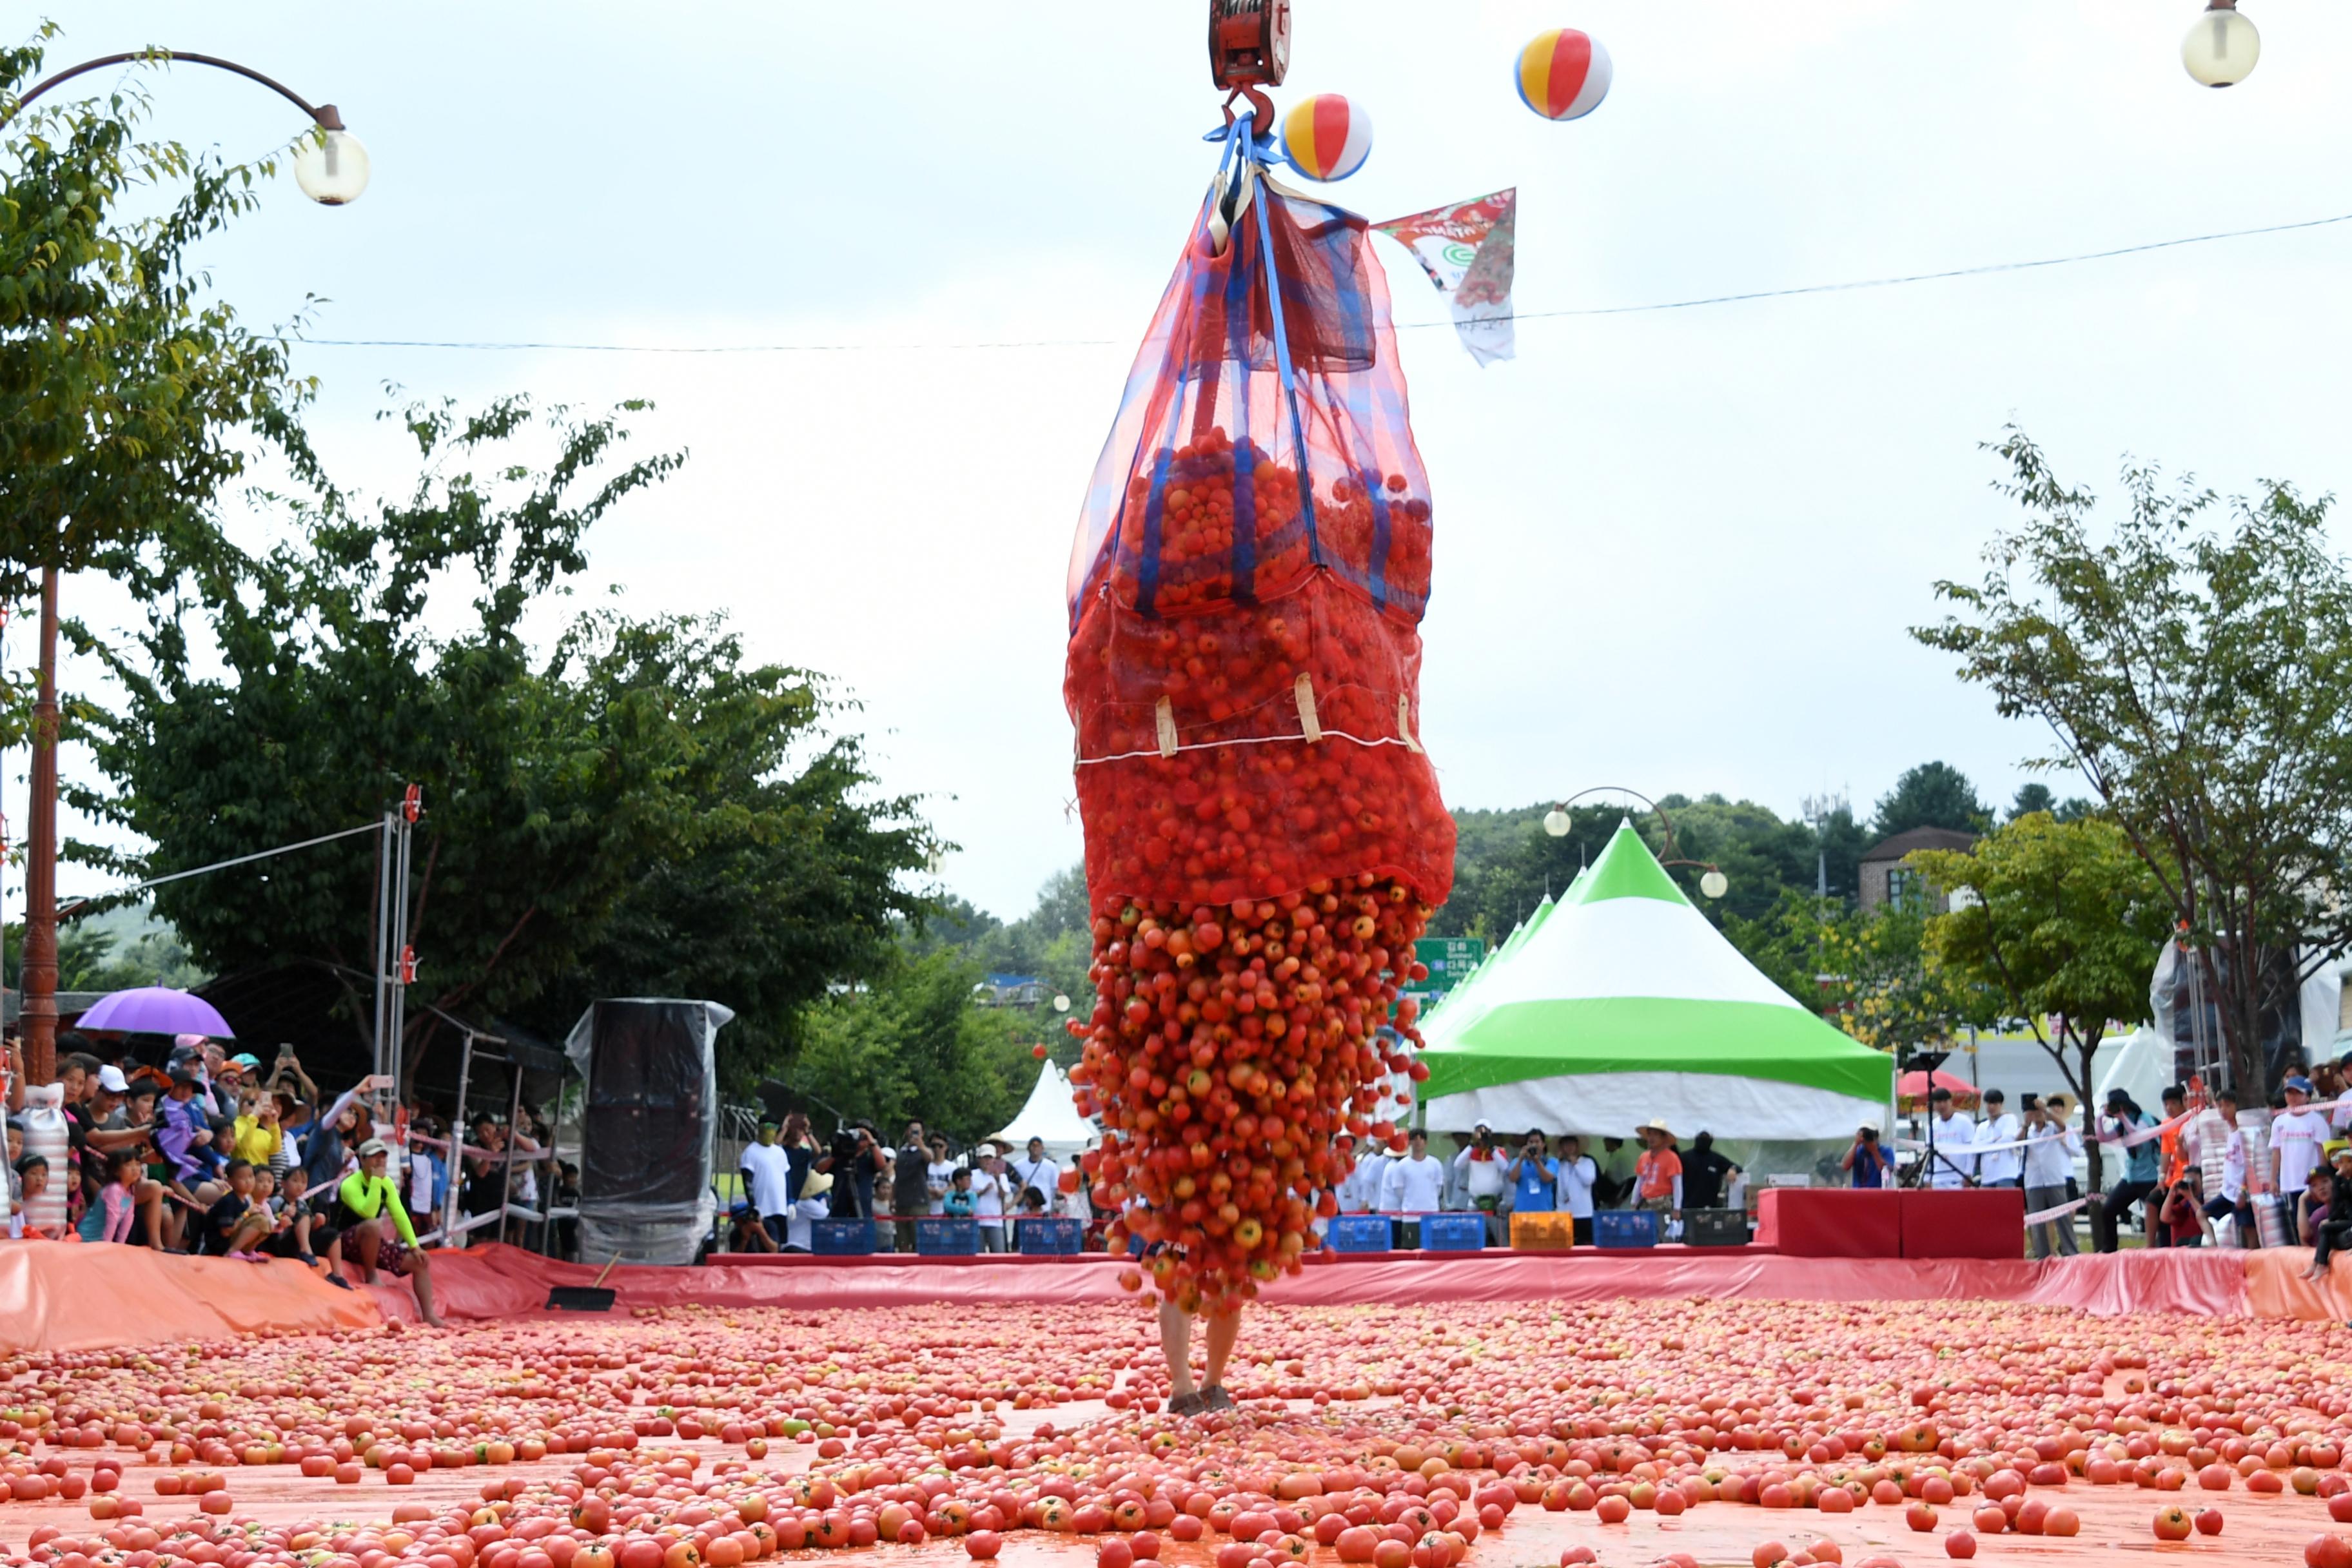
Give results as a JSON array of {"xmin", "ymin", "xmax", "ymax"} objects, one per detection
[{"xmin": 726, "ymin": 1116, "xmax": 1091, "ymax": 1253}]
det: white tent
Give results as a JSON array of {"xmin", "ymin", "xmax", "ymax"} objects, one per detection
[
  {"xmin": 990, "ymin": 1059, "xmax": 1097, "ymax": 1159},
  {"xmin": 2094, "ymin": 1025, "xmax": 2173, "ymax": 1115}
]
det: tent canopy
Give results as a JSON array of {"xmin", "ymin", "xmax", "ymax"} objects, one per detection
[
  {"xmin": 1420, "ymin": 823, "xmax": 1892, "ymax": 1140},
  {"xmin": 990, "ymin": 1059, "xmax": 1097, "ymax": 1158}
]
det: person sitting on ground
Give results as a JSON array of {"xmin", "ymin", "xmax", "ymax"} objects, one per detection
[
  {"xmin": 2300, "ymin": 1164, "xmax": 2334, "ymax": 1250},
  {"xmin": 199, "ymin": 1159, "xmax": 274, "ymax": 1259},
  {"xmin": 335, "ymin": 1138, "xmax": 445, "ymax": 1326},
  {"xmin": 230, "ymin": 1084, "xmax": 284, "ymax": 1170},
  {"xmin": 726, "ymin": 1199, "xmax": 779, "ymax": 1254},
  {"xmin": 90, "ymin": 1150, "xmax": 144, "ymax": 1244},
  {"xmin": 260, "ymin": 1164, "xmax": 341, "ymax": 1280},
  {"xmin": 2306, "ymin": 1167, "xmax": 2352, "ymax": 1282}
]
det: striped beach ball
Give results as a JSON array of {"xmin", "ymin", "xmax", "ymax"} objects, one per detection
[
  {"xmin": 1280, "ymin": 93, "xmax": 1372, "ymax": 182},
  {"xmin": 1516, "ymin": 28, "xmax": 1612, "ymax": 121}
]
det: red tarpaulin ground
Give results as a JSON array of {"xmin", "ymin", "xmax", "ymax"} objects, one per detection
[
  {"xmin": 0, "ymin": 1241, "xmax": 379, "ymax": 1351},
  {"xmin": 361, "ymin": 1242, "xmax": 2254, "ymax": 1324}
]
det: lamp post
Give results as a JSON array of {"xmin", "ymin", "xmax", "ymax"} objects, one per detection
[
  {"xmin": 3, "ymin": 50, "xmax": 364, "ymax": 1081},
  {"xmin": 1542, "ymin": 785, "xmax": 1730, "ymax": 899}
]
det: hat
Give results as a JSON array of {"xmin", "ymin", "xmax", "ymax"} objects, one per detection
[
  {"xmin": 801, "ymin": 1170, "xmax": 834, "ymax": 1199},
  {"xmin": 730, "ymin": 1199, "xmax": 752, "ymax": 1217},
  {"xmin": 357, "ymin": 1138, "xmax": 390, "ymax": 1159},
  {"xmin": 95, "ymin": 1065, "xmax": 129, "ymax": 1094},
  {"xmin": 1645, "ymin": 1117, "xmax": 1677, "ymax": 1138},
  {"xmin": 229, "ymin": 1053, "xmax": 261, "ymax": 1069},
  {"xmin": 2104, "ymin": 1088, "xmax": 2133, "ymax": 1107},
  {"xmin": 1472, "ymin": 1120, "xmax": 1491, "ymax": 1132},
  {"xmin": 2286, "ymin": 1075, "xmax": 2315, "ymax": 1095},
  {"xmin": 167, "ymin": 1062, "xmax": 199, "ymax": 1085}
]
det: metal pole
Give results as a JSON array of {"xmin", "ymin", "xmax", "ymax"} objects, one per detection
[
  {"xmin": 371, "ymin": 810, "xmax": 393, "ymax": 1080},
  {"xmin": 502, "ymin": 1063, "xmax": 524, "ymax": 1246},
  {"xmin": 21, "ymin": 568, "xmax": 59, "ymax": 1083},
  {"xmin": 444, "ymin": 1030, "xmax": 475, "ymax": 1244},
  {"xmin": 386, "ymin": 807, "xmax": 412, "ymax": 1106}
]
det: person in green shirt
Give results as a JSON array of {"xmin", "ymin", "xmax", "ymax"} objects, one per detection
[{"xmin": 335, "ymin": 1139, "xmax": 444, "ymax": 1326}]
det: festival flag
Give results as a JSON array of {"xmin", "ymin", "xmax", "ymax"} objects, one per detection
[{"xmin": 1371, "ymin": 188, "xmax": 1518, "ymax": 366}]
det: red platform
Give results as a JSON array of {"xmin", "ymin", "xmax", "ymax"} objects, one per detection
[
  {"xmin": 1754, "ymin": 1187, "xmax": 1901, "ymax": 1257},
  {"xmin": 1902, "ymin": 1186, "xmax": 2026, "ymax": 1259}
]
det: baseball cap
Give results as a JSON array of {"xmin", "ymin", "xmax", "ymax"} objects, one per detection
[
  {"xmin": 357, "ymin": 1138, "xmax": 390, "ymax": 1158},
  {"xmin": 230, "ymin": 1053, "xmax": 262, "ymax": 1069},
  {"xmin": 2287, "ymin": 1075, "xmax": 2315, "ymax": 1095},
  {"xmin": 2104, "ymin": 1087, "xmax": 2133, "ymax": 1106},
  {"xmin": 167, "ymin": 1062, "xmax": 199, "ymax": 1085},
  {"xmin": 95, "ymin": 1065, "xmax": 129, "ymax": 1093}
]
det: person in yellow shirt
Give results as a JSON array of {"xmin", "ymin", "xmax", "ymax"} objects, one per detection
[
  {"xmin": 334, "ymin": 1139, "xmax": 444, "ymax": 1327},
  {"xmin": 230, "ymin": 1088, "xmax": 284, "ymax": 1168}
]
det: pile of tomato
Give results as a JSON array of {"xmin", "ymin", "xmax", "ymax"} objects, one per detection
[{"xmin": 1065, "ymin": 881, "xmax": 1434, "ymax": 1311}]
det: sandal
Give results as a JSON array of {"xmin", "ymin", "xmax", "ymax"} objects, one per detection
[
  {"xmin": 1201, "ymin": 1386, "xmax": 1235, "ymax": 1411},
  {"xmin": 1168, "ymin": 1390, "xmax": 1208, "ymax": 1416}
]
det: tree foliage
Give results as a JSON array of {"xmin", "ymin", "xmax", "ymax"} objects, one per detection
[
  {"xmin": 0, "ymin": 33, "xmax": 309, "ymax": 622},
  {"xmin": 75, "ymin": 396, "xmax": 934, "ymax": 1084},
  {"xmin": 781, "ymin": 948, "xmax": 1043, "ymax": 1142},
  {"xmin": 1873, "ymin": 761, "xmax": 1990, "ymax": 838},
  {"xmin": 1908, "ymin": 812, "xmax": 2170, "ymax": 1190},
  {"xmin": 1917, "ymin": 429, "xmax": 2352, "ymax": 1097}
]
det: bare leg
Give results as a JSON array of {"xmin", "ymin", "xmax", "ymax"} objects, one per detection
[
  {"xmin": 1203, "ymin": 1309, "xmax": 1240, "ymax": 1392},
  {"xmin": 346, "ymin": 1219, "xmax": 381, "ymax": 1284},
  {"xmin": 1159, "ymin": 1299, "xmax": 1195, "ymax": 1399},
  {"xmin": 407, "ymin": 1251, "xmax": 446, "ymax": 1328},
  {"xmin": 134, "ymin": 1181, "xmax": 166, "ymax": 1250}
]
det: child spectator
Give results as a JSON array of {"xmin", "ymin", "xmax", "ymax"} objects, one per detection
[
  {"xmin": 943, "ymin": 1166, "xmax": 976, "ymax": 1217},
  {"xmin": 92, "ymin": 1150, "xmax": 142, "ymax": 1244},
  {"xmin": 201, "ymin": 1160, "xmax": 272, "ymax": 1258},
  {"xmin": 230, "ymin": 1087, "xmax": 282, "ymax": 1168},
  {"xmin": 13, "ymin": 1155, "xmax": 65, "ymax": 1240}
]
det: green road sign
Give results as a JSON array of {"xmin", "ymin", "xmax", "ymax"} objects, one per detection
[{"xmin": 1413, "ymin": 936, "xmax": 1485, "ymax": 995}]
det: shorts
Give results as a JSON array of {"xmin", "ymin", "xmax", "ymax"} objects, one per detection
[{"xmin": 338, "ymin": 1224, "xmax": 416, "ymax": 1275}]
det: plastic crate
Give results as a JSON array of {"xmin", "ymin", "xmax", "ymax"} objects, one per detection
[
  {"xmin": 810, "ymin": 1217, "xmax": 875, "ymax": 1256},
  {"xmin": 1328, "ymin": 1215, "xmax": 1393, "ymax": 1253},
  {"xmin": 1593, "ymin": 1210, "xmax": 1660, "ymax": 1249},
  {"xmin": 916, "ymin": 1217, "xmax": 979, "ymax": 1256},
  {"xmin": 1016, "ymin": 1217, "xmax": 1085, "ymax": 1255},
  {"xmin": 1684, "ymin": 1207, "xmax": 1750, "ymax": 1248},
  {"xmin": 1418, "ymin": 1212, "xmax": 1487, "ymax": 1252},
  {"xmin": 1509, "ymin": 1211, "xmax": 1576, "ymax": 1251}
]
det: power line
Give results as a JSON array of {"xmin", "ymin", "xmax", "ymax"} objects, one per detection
[{"xmin": 296, "ymin": 208, "xmax": 2352, "ymax": 357}]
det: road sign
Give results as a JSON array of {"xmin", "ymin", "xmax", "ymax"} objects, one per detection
[{"xmin": 1413, "ymin": 937, "xmax": 1485, "ymax": 995}]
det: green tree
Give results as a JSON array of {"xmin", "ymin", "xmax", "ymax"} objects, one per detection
[
  {"xmin": 1873, "ymin": 762, "xmax": 1990, "ymax": 838},
  {"xmin": 1908, "ymin": 812, "xmax": 2169, "ymax": 1193},
  {"xmin": 783, "ymin": 948, "xmax": 1041, "ymax": 1142},
  {"xmin": 2009, "ymin": 783, "xmax": 2056, "ymax": 821},
  {"xmin": 75, "ymin": 396, "xmax": 933, "ymax": 1083},
  {"xmin": 1918, "ymin": 428, "xmax": 2352, "ymax": 1098},
  {"xmin": 1723, "ymin": 888, "xmax": 1843, "ymax": 1010},
  {"xmin": 1818, "ymin": 902, "xmax": 1999, "ymax": 1062}
]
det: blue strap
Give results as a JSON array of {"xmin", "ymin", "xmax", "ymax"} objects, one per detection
[{"xmin": 1244, "ymin": 121, "xmax": 1322, "ymax": 569}]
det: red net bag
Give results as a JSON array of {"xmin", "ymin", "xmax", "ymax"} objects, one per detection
[{"xmin": 1061, "ymin": 132, "xmax": 1454, "ymax": 1313}]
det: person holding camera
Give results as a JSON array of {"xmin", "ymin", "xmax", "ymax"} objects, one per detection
[
  {"xmin": 1505, "ymin": 1130, "xmax": 1556, "ymax": 1243},
  {"xmin": 1454, "ymin": 1122, "xmax": 1509, "ymax": 1242},
  {"xmin": 2023, "ymin": 1092, "xmax": 2082, "ymax": 1257},
  {"xmin": 1842, "ymin": 1121, "xmax": 1893, "ymax": 1188}
]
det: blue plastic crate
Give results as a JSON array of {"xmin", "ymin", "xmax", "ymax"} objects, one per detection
[
  {"xmin": 810, "ymin": 1217, "xmax": 876, "ymax": 1256},
  {"xmin": 1594, "ymin": 1210, "xmax": 1660, "ymax": 1249},
  {"xmin": 1327, "ymin": 1215, "xmax": 1393, "ymax": 1253},
  {"xmin": 1418, "ymin": 1212, "xmax": 1487, "ymax": 1252},
  {"xmin": 1016, "ymin": 1216, "xmax": 1084, "ymax": 1255},
  {"xmin": 916, "ymin": 1217, "xmax": 979, "ymax": 1256}
]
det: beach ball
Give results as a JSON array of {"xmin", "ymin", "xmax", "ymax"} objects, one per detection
[
  {"xmin": 1516, "ymin": 28, "xmax": 1612, "ymax": 121},
  {"xmin": 1280, "ymin": 93, "xmax": 1373, "ymax": 181}
]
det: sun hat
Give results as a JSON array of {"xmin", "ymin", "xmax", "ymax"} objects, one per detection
[{"xmin": 801, "ymin": 1170, "xmax": 834, "ymax": 1199}]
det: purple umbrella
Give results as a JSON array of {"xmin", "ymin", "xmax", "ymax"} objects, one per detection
[{"xmin": 74, "ymin": 986, "xmax": 234, "ymax": 1039}]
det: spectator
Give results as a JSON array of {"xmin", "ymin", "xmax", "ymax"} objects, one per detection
[
  {"xmin": 892, "ymin": 1121, "xmax": 932, "ymax": 1252},
  {"xmin": 1440, "ymin": 1132, "xmax": 1476, "ymax": 1211},
  {"xmin": 1682, "ymin": 1131, "xmax": 1740, "ymax": 1211},
  {"xmin": 1552, "ymin": 1135, "xmax": 1598, "ymax": 1246},
  {"xmin": 1843, "ymin": 1122, "xmax": 1895, "ymax": 1190},
  {"xmin": 971, "ymin": 1145, "xmax": 1011, "ymax": 1252},
  {"xmin": 1454, "ymin": 1123, "xmax": 1509, "ymax": 1242},
  {"xmin": 778, "ymin": 1111, "xmax": 818, "ymax": 1202},
  {"xmin": 2160, "ymin": 1169, "xmax": 2208, "ymax": 1248},
  {"xmin": 1925, "ymin": 1088, "xmax": 1977, "ymax": 1189},
  {"xmin": 943, "ymin": 1166, "xmax": 977, "ymax": 1218},
  {"xmin": 926, "ymin": 1137, "xmax": 956, "ymax": 1215},
  {"xmin": 405, "ymin": 1119, "xmax": 446, "ymax": 1230},
  {"xmin": 781, "ymin": 1170, "xmax": 832, "ymax": 1252},
  {"xmin": 553, "ymin": 1161, "xmax": 582, "ymax": 1261},
  {"xmin": 2333, "ymin": 1055, "xmax": 2352, "ymax": 1137},
  {"xmin": 1378, "ymin": 1129, "xmax": 1447, "ymax": 1247},
  {"xmin": 2307, "ymin": 1168, "xmax": 2352, "ymax": 1281},
  {"xmin": 1974, "ymin": 1090, "xmax": 2023, "ymax": 1188},
  {"xmin": 2298, "ymin": 1164, "xmax": 2334, "ymax": 1249},
  {"xmin": 334, "ymin": 1138, "xmax": 444, "ymax": 1327},
  {"xmin": 1014, "ymin": 1184, "xmax": 1050, "ymax": 1246},
  {"xmin": 2201, "ymin": 1091, "xmax": 2253, "ymax": 1246},
  {"xmin": 459, "ymin": 1113, "xmax": 508, "ymax": 1244},
  {"xmin": 1506, "ymin": 1131, "xmax": 1556, "ymax": 1238},
  {"xmin": 156, "ymin": 1063, "xmax": 219, "ymax": 1192},
  {"xmin": 837, "ymin": 1121, "xmax": 886, "ymax": 1219},
  {"xmin": 264, "ymin": 1164, "xmax": 339, "ymax": 1279},
  {"xmin": 199, "ymin": 1160, "xmax": 272, "ymax": 1258},
  {"xmin": 727, "ymin": 1200, "xmax": 779, "ymax": 1254},
  {"xmin": 1596, "ymin": 1137, "xmax": 1637, "ymax": 1209},
  {"xmin": 1343, "ymin": 1140, "xmax": 1391, "ymax": 1215},
  {"xmin": 1009, "ymin": 1137, "xmax": 1057, "ymax": 1211},
  {"xmin": 2273, "ymin": 1075, "xmax": 2331, "ymax": 1242},
  {"xmin": 2023, "ymin": 1095, "xmax": 2081, "ymax": 1258},
  {"xmin": 740, "ymin": 1119, "xmax": 795, "ymax": 1246},
  {"xmin": 2147, "ymin": 1084, "xmax": 2193, "ymax": 1248},
  {"xmin": 13, "ymin": 1155, "xmax": 64, "ymax": 1240},
  {"xmin": 89, "ymin": 1150, "xmax": 142, "ymax": 1244},
  {"xmin": 230, "ymin": 1085, "xmax": 284, "ymax": 1170},
  {"xmin": 1634, "ymin": 1120, "xmax": 1683, "ymax": 1223},
  {"xmin": 2096, "ymin": 1088, "xmax": 2162, "ymax": 1252}
]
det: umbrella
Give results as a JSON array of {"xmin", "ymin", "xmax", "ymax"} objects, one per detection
[
  {"xmin": 74, "ymin": 987, "xmax": 233, "ymax": 1039},
  {"xmin": 1895, "ymin": 1068, "xmax": 1977, "ymax": 1106}
]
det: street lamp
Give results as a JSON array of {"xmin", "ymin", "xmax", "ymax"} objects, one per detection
[
  {"xmin": 2182, "ymin": 1, "xmax": 2260, "ymax": 88},
  {"xmin": 3, "ymin": 50, "xmax": 362, "ymax": 1081},
  {"xmin": 1542, "ymin": 786, "xmax": 1731, "ymax": 899}
]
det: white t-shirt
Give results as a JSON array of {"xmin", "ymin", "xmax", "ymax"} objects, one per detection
[
  {"xmin": 1974, "ymin": 1112, "xmax": 2023, "ymax": 1183},
  {"xmin": 2022, "ymin": 1122, "xmax": 2079, "ymax": 1189},
  {"xmin": 1344, "ymin": 1153, "xmax": 1389, "ymax": 1213},
  {"xmin": 1455, "ymin": 1146, "xmax": 1509, "ymax": 1201},
  {"xmin": 2220, "ymin": 1126, "xmax": 2248, "ymax": 1202},
  {"xmin": 2273, "ymin": 1106, "xmax": 2332, "ymax": 1192},
  {"xmin": 1380, "ymin": 1153, "xmax": 1447, "ymax": 1215},
  {"xmin": 1009, "ymin": 1155, "xmax": 1057, "ymax": 1208},
  {"xmin": 1927, "ymin": 1113, "xmax": 1977, "ymax": 1188},
  {"xmin": 740, "ymin": 1142, "xmax": 794, "ymax": 1216},
  {"xmin": 926, "ymin": 1159, "xmax": 956, "ymax": 1214},
  {"xmin": 970, "ymin": 1166, "xmax": 1008, "ymax": 1220},
  {"xmin": 783, "ymin": 1195, "xmax": 830, "ymax": 1251},
  {"xmin": 1556, "ymin": 1154, "xmax": 1598, "ymax": 1219}
]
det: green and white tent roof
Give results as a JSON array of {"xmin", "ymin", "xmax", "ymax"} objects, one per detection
[{"xmin": 1418, "ymin": 822, "xmax": 1893, "ymax": 1141}]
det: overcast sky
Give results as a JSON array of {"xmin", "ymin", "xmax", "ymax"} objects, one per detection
[{"xmin": 21, "ymin": 1, "xmax": 2352, "ymax": 923}]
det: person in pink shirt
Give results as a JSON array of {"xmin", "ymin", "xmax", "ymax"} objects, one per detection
[{"xmin": 95, "ymin": 1150, "xmax": 141, "ymax": 1243}]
